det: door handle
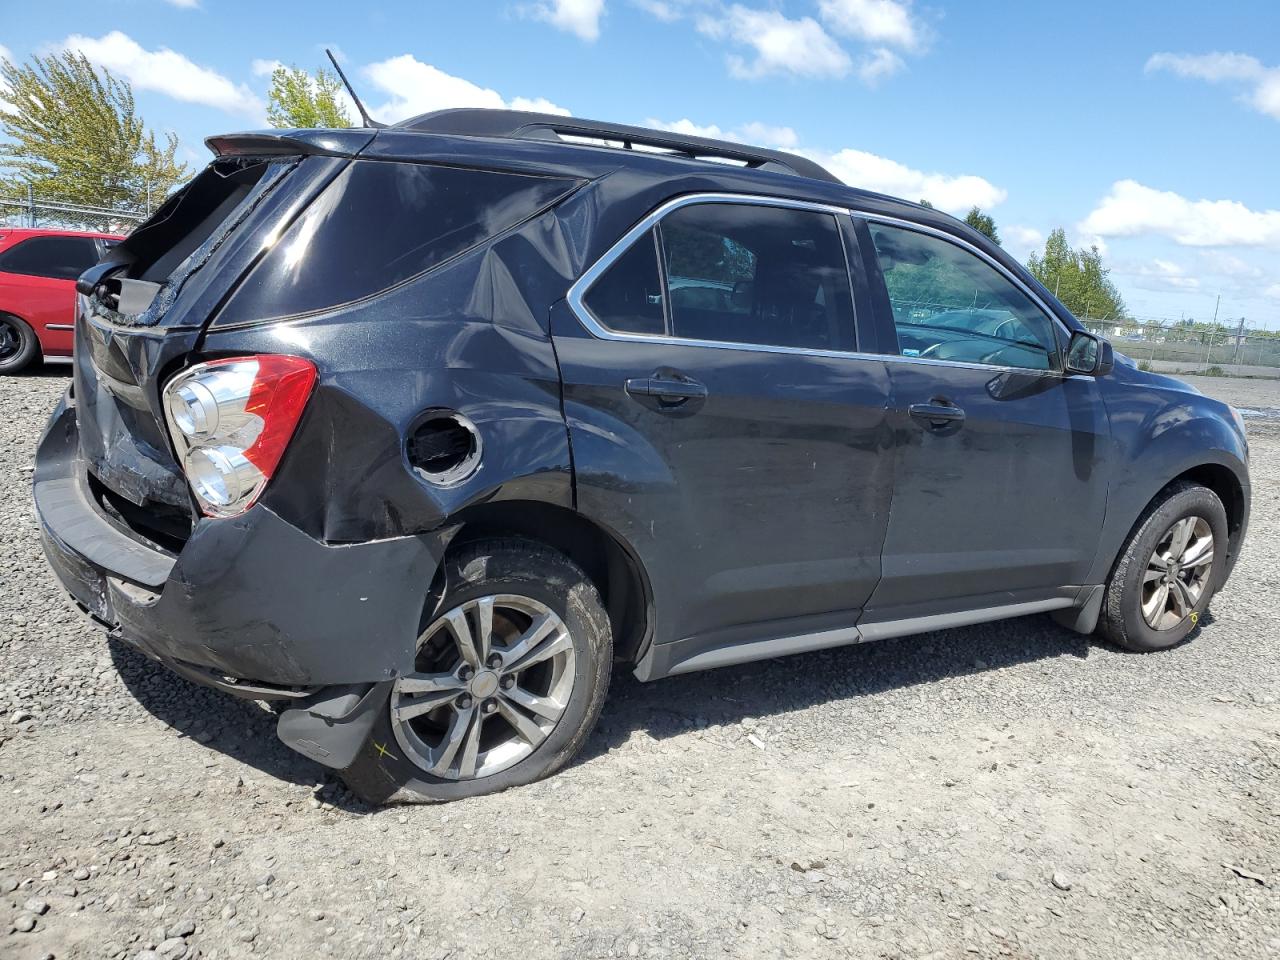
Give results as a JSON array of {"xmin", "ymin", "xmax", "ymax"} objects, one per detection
[
  {"xmin": 625, "ymin": 376, "xmax": 708, "ymax": 403},
  {"xmin": 908, "ymin": 401, "xmax": 966, "ymax": 429}
]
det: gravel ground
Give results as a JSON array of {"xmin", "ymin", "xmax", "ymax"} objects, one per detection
[{"xmin": 2, "ymin": 367, "xmax": 1278, "ymax": 960}]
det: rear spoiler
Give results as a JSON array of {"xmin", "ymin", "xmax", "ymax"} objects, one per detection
[{"xmin": 204, "ymin": 129, "xmax": 375, "ymax": 159}]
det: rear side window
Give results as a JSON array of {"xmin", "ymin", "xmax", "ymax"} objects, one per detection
[
  {"xmin": 582, "ymin": 201, "xmax": 856, "ymax": 352},
  {"xmin": 223, "ymin": 161, "xmax": 579, "ymax": 322},
  {"xmin": 0, "ymin": 235, "xmax": 100, "ymax": 280}
]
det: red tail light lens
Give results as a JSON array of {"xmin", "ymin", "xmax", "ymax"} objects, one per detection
[{"xmin": 162, "ymin": 355, "xmax": 316, "ymax": 517}]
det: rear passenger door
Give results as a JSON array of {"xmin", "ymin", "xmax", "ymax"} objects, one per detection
[{"xmin": 552, "ymin": 196, "xmax": 894, "ymax": 668}]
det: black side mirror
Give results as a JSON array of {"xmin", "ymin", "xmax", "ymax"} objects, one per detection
[{"xmin": 1065, "ymin": 331, "xmax": 1114, "ymax": 376}]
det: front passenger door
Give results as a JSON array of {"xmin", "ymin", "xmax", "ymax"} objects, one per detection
[{"xmin": 858, "ymin": 218, "xmax": 1111, "ymax": 625}]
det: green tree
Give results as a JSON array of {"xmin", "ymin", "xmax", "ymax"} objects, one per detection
[
  {"xmin": 0, "ymin": 51, "xmax": 186, "ymax": 211},
  {"xmin": 1026, "ymin": 228, "xmax": 1126, "ymax": 320},
  {"xmin": 266, "ymin": 65, "xmax": 352, "ymax": 129},
  {"xmin": 963, "ymin": 206, "xmax": 1000, "ymax": 245}
]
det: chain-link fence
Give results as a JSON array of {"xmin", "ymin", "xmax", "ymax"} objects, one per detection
[
  {"xmin": 1082, "ymin": 317, "xmax": 1280, "ymax": 378},
  {"xmin": 0, "ymin": 194, "xmax": 147, "ymax": 234}
]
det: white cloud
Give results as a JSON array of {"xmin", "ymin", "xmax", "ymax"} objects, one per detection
[
  {"xmin": 633, "ymin": 0, "xmax": 683, "ymax": 21},
  {"xmin": 163, "ymin": 0, "xmax": 200, "ymax": 7},
  {"xmin": 857, "ymin": 47, "xmax": 903, "ymax": 85},
  {"xmin": 1080, "ymin": 179, "xmax": 1280, "ymax": 247},
  {"xmin": 1146, "ymin": 51, "xmax": 1280, "ymax": 121},
  {"xmin": 62, "ymin": 31, "xmax": 262, "ymax": 116},
  {"xmin": 362, "ymin": 54, "xmax": 568, "ymax": 124},
  {"xmin": 820, "ymin": 148, "xmax": 1006, "ymax": 214},
  {"xmin": 697, "ymin": 6, "xmax": 852, "ymax": 79},
  {"xmin": 646, "ymin": 116, "xmax": 798, "ymax": 148},
  {"xmin": 1121, "ymin": 259, "xmax": 1202, "ymax": 291},
  {"xmin": 818, "ymin": 0, "xmax": 922, "ymax": 50},
  {"xmin": 531, "ymin": 0, "xmax": 606, "ymax": 41},
  {"xmin": 251, "ymin": 58, "xmax": 284, "ymax": 77},
  {"xmin": 647, "ymin": 116, "xmax": 1004, "ymax": 214},
  {"xmin": 1005, "ymin": 225, "xmax": 1044, "ymax": 258},
  {"xmin": 1264, "ymin": 283, "xmax": 1280, "ymax": 300},
  {"xmin": 1198, "ymin": 250, "xmax": 1265, "ymax": 279},
  {"xmin": 510, "ymin": 96, "xmax": 572, "ymax": 116}
]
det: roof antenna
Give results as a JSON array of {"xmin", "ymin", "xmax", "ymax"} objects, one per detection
[{"xmin": 325, "ymin": 48, "xmax": 384, "ymax": 129}]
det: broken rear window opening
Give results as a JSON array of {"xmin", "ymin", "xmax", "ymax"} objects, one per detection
[
  {"xmin": 92, "ymin": 156, "xmax": 299, "ymax": 325},
  {"xmin": 214, "ymin": 161, "xmax": 581, "ymax": 326}
]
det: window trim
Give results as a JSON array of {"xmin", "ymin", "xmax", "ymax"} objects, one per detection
[
  {"xmin": 567, "ymin": 192, "xmax": 865, "ymax": 361},
  {"xmin": 857, "ymin": 211, "xmax": 1070, "ymax": 372},
  {"xmin": 567, "ymin": 192, "xmax": 1080, "ymax": 378}
]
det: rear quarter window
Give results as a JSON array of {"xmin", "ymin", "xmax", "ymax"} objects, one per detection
[{"xmin": 219, "ymin": 160, "xmax": 580, "ymax": 323}]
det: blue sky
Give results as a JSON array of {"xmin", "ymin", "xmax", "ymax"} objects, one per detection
[{"xmin": 3, "ymin": 0, "xmax": 1280, "ymax": 328}]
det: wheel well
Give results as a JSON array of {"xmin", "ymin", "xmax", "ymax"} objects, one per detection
[
  {"xmin": 441, "ymin": 501, "xmax": 652, "ymax": 665},
  {"xmin": 1167, "ymin": 463, "xmax": 1245, "ymax": 558}
]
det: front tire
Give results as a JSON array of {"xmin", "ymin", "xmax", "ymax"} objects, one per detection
[
  {"xmin": 0, "ymin": 313, "xmax": 39, "ymax": 374},
  {"xmin": 341, "ymin": 538, "xmax": 612, "ymax": 804},
  {"xmin": 1098, "ymin": 483, "xmax": 1228, "ymax": 652}
]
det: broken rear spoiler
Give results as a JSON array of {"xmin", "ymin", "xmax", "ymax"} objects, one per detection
[{"xmin": 204, "ymin": 129, "xmax": 376, "ymax": 159}]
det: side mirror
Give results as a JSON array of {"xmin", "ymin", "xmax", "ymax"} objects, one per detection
[{"xmin": 1065, "ymin": 331, "xmax": 1114, "ymax": 376}]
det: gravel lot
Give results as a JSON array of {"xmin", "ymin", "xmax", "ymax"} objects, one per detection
[{"xmin": 2, "ymin": 368, "xmax": 1278, "ymax": 960}]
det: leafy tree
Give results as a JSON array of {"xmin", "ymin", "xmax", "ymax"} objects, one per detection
[
  {"xmin": 266, "ymin": 65, "xmax": 352, "ymax": 129},
  {"xmin": 963, "ymin": 206, "xmax": 1000, "ymax": 245},
  {"xmin": 917, "ymin": 198, "xmax": 934, "ymax": 208},
  {"xmin": 0, "ymin": 51, "xmax": 187, "ymax": 211},
  {"xmin": 1026, "ymin": 228, "xmax": 1126, "ymax": 320}
]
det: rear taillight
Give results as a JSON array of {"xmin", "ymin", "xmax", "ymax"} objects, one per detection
[{"xmin": 163, "ymin": 355, "xmax": 316, "ymax": 518}]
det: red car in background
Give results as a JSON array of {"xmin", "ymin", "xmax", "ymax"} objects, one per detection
[{"xmin": 0, "ymin": 227, "xmax": 123, "ymax": 374}]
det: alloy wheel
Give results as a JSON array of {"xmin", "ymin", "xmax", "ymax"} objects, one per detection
[
  {"xmin": 0, "ymin": 318, "xmax": 19, "ymax": 361},
  {"xmin": 389, "ymin": 594, "xmax": 576, "ymax": 780},
  {"xmin": 1141, "ymin": 516, "xmax": 1214, "ymax": 631}
]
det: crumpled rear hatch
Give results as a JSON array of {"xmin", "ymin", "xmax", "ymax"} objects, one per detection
[{"xmin": 70, "ymin": 132, "xmax": 369, "ymax": 538}]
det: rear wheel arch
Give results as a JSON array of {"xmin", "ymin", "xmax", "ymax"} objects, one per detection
[{"xmin": 439, "ymin": 500, "xmax": 653, "ymax": 666}]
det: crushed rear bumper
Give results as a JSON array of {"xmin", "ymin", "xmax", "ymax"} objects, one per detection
[{"xmin": 34, "ymin": 393, "xmax": 446, "ymax": 767}]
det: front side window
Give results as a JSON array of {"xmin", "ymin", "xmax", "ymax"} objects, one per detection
[
  {"xmin": 868, "ymin": 222, "xmax": 1060, "ymax": 371},
  {"xmin": 582, "ymin": 202, "xmax": 856, "ymax": 352},
  {"xmin": 0, "ymin": 235, "xmax": 100, "ymax": 281}
]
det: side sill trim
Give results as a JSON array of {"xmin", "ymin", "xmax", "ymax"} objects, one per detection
[
  {"xmin": 667, "ymin": 624, "xmax": 863, "ymax": 676},
  {"xmin": 857, "ymin": 597, "xmax": 1075, "ymax": 642}
]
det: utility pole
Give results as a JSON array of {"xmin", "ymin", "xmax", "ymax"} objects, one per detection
[
  {"xmin": 27, "ymin": 183, "xmax": 35, "ymax": 228},
  {"xmin": 1232, "ymin": 316, "xmax": 1247, "ymax": 367},
  {"xmin": 1202, "ymin": 294, "xmax": 1221, "ymax": 372}
]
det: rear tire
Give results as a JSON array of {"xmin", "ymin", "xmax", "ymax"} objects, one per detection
[
  {"xmin": 341, "ymin": 538, "xmax": 612, "ymax": 804},
  {"xmin": 0, "ymin": 313, "xmax": 39, "ymax": 374},
  {"xmin": 1098, "ymin": 483, "xmax": 1228, "ymax": 652}
]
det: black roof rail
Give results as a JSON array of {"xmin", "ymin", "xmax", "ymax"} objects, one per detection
[{"xmin": 395, "ymin": 108, "xmax": 842, "ymax": 184}]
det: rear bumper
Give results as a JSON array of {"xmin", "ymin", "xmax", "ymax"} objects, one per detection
[{"xmin": 34, "ymin": 394, "xmax": 446, "ymax": 688}]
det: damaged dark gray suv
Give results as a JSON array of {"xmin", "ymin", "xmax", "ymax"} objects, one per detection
[{"xmin": 34, "ymin": 109, "xmax": 1251, "ymax": 803}]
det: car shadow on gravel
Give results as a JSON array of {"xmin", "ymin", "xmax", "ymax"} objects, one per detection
[
  {"xmin": 108, "ymin": 639, "xmax": 329, "ymax": 791},
  {"xmin": 109, "ymin": 613, "xmax": 1095, "ymax": 809},
  {"xmin": 583, "ymin": 615, "xmax": 1095, "ymax": 763}
]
